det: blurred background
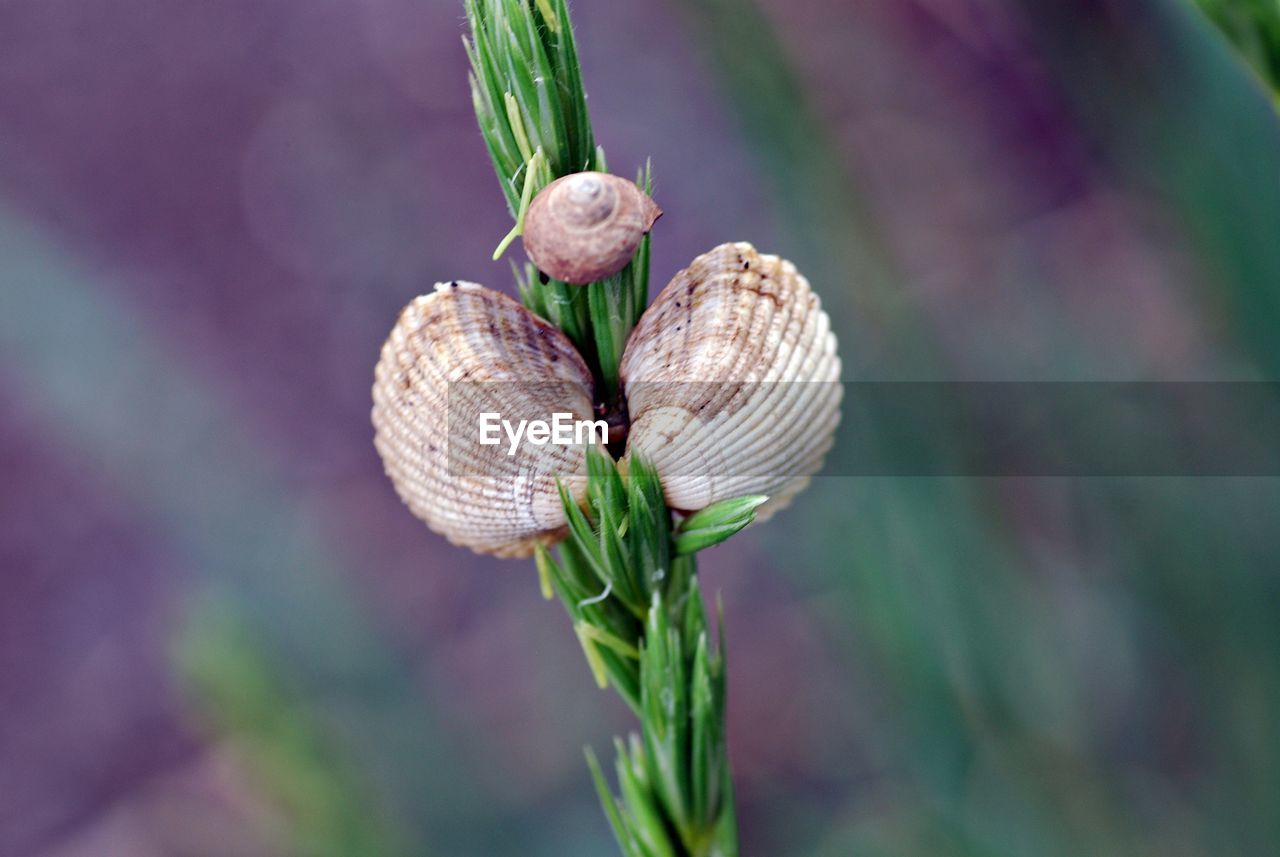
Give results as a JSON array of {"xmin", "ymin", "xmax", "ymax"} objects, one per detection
[{"xmin": 3, "ymin": 0, "xmax": 1280, "ymax": 855}]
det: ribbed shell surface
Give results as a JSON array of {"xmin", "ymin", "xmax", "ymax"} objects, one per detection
[
  {"xmin": 619, "ymin": 243, "xmax": 842, "ymax": 518},
  {"xmin": 372, "ymin": 282, "xmax": 598, "ymax": 557}
]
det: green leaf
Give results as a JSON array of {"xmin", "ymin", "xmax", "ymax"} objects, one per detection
[
  {"xmin": 673, "ymin": 524, "xmax": 747, "ymax": 557},
  {"xmin": 673, "ymin": 495, "xmax": 768, "ymax": 556},
  {"xmin": 639, "ymin": 593, "xmax": 692, "ymax": 839},
  {"xmin": 689, "ymin": 634, "xmax": 716, "ymax": 826},
  {"xmin": 677, "ymin": 495, "xmax": 769, "ymax": 533},
  {"xmin": 556, "ymin": 478, "xmax": 610, "ymax": 585},
  {"xmin": 616, "ymin": 735, "xmax": 678, "ymax": 857},
  {"xmin": 587, "ymin": 747, "xmax": 646, "ymax": 857},
  {"xmin": 588, "ymin": 277, "xmax": 631, "ymax": 397}
]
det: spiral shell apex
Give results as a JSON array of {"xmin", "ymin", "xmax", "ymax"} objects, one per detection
[
  {"xmin": 372, "ymin": 282, "xmax": 601, "ymax": 557},
  {"xmin": 522, "ymin": 172, "xmax": 662, "ymax": 284},
  {"xmin": 620, "ymin": 243, "xmax": 842, "ymax": 519}
]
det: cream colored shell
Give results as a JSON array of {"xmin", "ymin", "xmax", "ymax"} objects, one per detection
[
  {"xmin": 620, "ymin": 243, "xmax": 842, "ymax": 519},
  {"xmin": 522, "ymin": 172, "xmax": 661, "ymax": 285},
  {"xmin": 372, "ymin": 282, "xmax": 599, "ymax": 557}
]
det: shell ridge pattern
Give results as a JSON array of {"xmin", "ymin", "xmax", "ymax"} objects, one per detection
[
  {"xmin": 372, "ymin": 283, "xmax": 596, "ymax": 556},
  {"xmin": 674, "ymin": 249, "xmax": 796, "ymax": 470},
  {"xmin": 620, "ymin": 243, "xmax": 842, "ymax": 514}
]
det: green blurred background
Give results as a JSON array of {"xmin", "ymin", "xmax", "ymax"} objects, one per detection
[{"xmin": 3, "ymin": 0, "xmax": 1280, "ymax": 854}]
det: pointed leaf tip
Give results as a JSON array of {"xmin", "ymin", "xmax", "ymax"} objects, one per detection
[
  {"xmin": 673, "ymin": 495, "xmax": 768, "ymax": 555},
  {"xmin": 677, "ymin": 495, "xmax": 768, "ymax": 534}
]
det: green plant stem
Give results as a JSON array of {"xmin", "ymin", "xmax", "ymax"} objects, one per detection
[
  {"xmin": 467, "ymin": 0, "xmax": 646, "ymax": 399},
  {"xmin": 465, "ymin": 2, "xmax": 740, "ymax": 853},
  {"xmin": 541, "ymin": 452, "xmax": 738, "ymax": 857}
]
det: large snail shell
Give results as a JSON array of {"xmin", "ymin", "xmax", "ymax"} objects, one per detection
[
  {"xmin": 372, "ymin": 282, "xmax": 600, "ymax": 557},
  {"xmin": 522, "ymin": 172, "xmax": 662, "ymax": 285},
  {"xmin": 619, "ymin": 243, "xmax": 842, "ymax": 519}
]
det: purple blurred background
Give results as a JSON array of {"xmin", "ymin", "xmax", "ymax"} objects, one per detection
[{"xmin": 4, "ymin": 0, "xmax": 1280, "ymax": 855}]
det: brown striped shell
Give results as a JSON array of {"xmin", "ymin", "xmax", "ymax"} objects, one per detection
[
  {"xmin": 522, "ymin": 172, "xmax": 661, "ymax": 284},
  {"xmin": 371, "ymin": 282, "xmax": 600, "ymax": 557},
  {"xmin": 619, "ymin": 243, "xmax": 842, "ymax": 519}
]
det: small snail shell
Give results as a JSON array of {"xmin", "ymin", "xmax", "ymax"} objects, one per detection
[
  {"xmin": 620, "ymin": 243, "xmax": 842, "ymax": 520},
  {"xmin": 522, "ymin": 172, "xmax": 662, "ymax": 285},
  {"xmin": 372, "ymin": 282, "xmax": 601, "ymax": 557}
]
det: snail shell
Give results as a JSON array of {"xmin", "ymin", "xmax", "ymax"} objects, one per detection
[
  {"xmin": 372, "ymin": 282, "xmax": 600, "ymax": 557},
  {"xmin": 522, "ymin": 172, "xmax": 662, "ymax": 285},
  {"xmin": 619, "ymin": 243, "xmax": 842, "ymax": 520}
]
